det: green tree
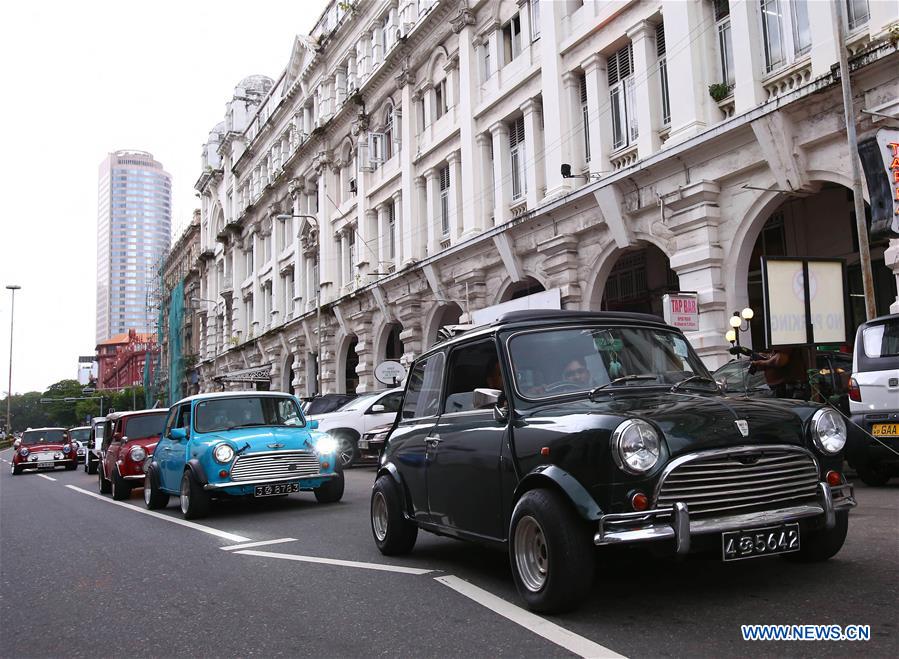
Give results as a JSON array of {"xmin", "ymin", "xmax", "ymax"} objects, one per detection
[{"xmin": 42, "ymin": 380, "xmax": 88, "ymax": 427}]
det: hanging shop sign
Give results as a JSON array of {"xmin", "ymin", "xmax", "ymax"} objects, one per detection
[
  {"xmin": 662, "ymin": 293, "xmax": 699, "ymax": 332},
  {"xmin": 375, "ymin": 360, "xmax": 407, "ymax": 386},
  {"xmin": 761, "ymin": 257, "xmax": 849, "ymax": 348},
  {"xmin": 857, "ymin": 127, "xmax": 899, "ymax": 239}
]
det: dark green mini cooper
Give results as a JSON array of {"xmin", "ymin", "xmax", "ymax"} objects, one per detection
[{"xmin": 370, "ymin": 311, "xmax": 856, "ymax": 612}]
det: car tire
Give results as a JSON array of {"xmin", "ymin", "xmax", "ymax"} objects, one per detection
[
  {"xmin": 65, "ymin": 462, "xmax": 76, "ymax": 471},
  {"xmin": 11, "ymin": 464, "xmax": 21, "ymax": 476},
  {"xmin": 784, "ymin": 511, "xmax": 849, "ymax": 563},
  {"xmin": 509, "ymin": 489, "xmax": 595, "ymax": 613},
  {"xmin": 857, "ymin": 464, "xmax": 890, "ymax": 487},
  {"xmin": 180, "ymin": 470, "xmax": 210, "ymax": 520},
  {"xmin": 314, "ymin": 466, "xmax": 345, "ymax": 503},
  {"xmin": 111, "ymin": 467, "xmax": 131, "ymax": 501},
  {"xmin": 87, "ymin": 457, "xmax": 98, "ymax": 475},
  {"xmin": 333, "ymin": 432, "xmax": 359, "ymax": 469},
  {"xmin": 144, "ymin": 472, "xmax": 169, "ymax": 510},
  {"xmin": 371, "ymin": 475, "xmax": 418, "ymax": 555},
  {"xmin": 98, "ymin": 465, "xmax": 112, "ymax": 494}
]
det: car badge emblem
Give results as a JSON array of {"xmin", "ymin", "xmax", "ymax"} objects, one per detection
[
  {"xmin": 734, "ymin": 420, "xmax": 749, "ymax": 437},
  {"xmin": 267, "ymin": 443, "xmax": 285, "ymax": 449}
]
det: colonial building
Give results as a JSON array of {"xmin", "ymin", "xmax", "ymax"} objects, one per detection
[
  {"xmin": 195, "ymin": 0, "xmax": 899, "ymax": 395},
  {"xmin": 96, "ymin": 329, "xmax": 156, "ymax": 390}
]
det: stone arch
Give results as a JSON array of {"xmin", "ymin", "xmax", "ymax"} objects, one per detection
[
  {"xmin": 493, "ymin": 273, "xmax": 548, "ymax": 305},
  {"xmin": 334, "ymin": 330, "xmax": 358, "ymax": 394},
  {"xmin": 375, "ymin": 320, "xmax": 404, "ymax": 366},
  {"xmin": 424, "ymin": 302, "xmax": 464, "ymax": 348},
  {"xmin": 425, "ymin": 45, "xmax": 449, "ymax": 86},
  {"xmin": 584, "ymin": 241, "xmax": 678, "ymax": 316},
  {"xmin": 282, "ymin": 352, "xmax": 295, "ymax": 393}
]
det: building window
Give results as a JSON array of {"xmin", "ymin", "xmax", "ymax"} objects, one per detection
[
  {"xmin": 388, "ymin": 201, "xmax": 396, "ymax": 259},
  {"xmin": 714, "ymin": 1, "xmax": 735, "ymax": 87},
  {"xmin": 312, "ymin": 255, "xmax": 320, "ymax": 298},
  {"xmin": 608, "ymin": 43, "xmax": 637, "ymax": 150},
  {"xmin": 657, "ymin": 23, "xmax": 671, "ymax": 126},
  {"xmin": 435, "ymin": 80, "xmax": 447, "ymax": 119},
  {"xmin": 846, "ymin": 0, "xmax": 869, "ymax": 30},
  {"xmin": 482, "ymin": 42, "xmax": 491, "ymax": 82},
  {"xmin": 530, "ymin": 0, "xmax": 541, "ymax": 41},
  {"xmin": 760, "ymin": 0, "xmax": 811, "ymax": 73},
  {"xmin": 284, "ymin": 271, "xmax": 294, "ymax": 314},
  {"xmin": 791, "ymin": 0, "xmax": 811, "ymax": 55},
  {"xmin": 245, "ymin": 248, "xmax": 254, "ymax": 275},
  {"xmin": 760, "ymin": 0, "xmax": 785, "ymax": 72},
  {"xmin": 502, "ymin": 14, "xmax": 522, "ymax": 64},
  {"xmin": 416, "ymin": 97, "xmax": 426, "ymax": 132},
  {"xmin": 579, "ymin": 73, "xmax": 590, "ymax": 163},
  {"xmin": 509, "ymin": 116, "xmax": 527, "ymax": 200},
  {"xmin": 439, "ymin": 165, "xmax": 450, "ymax": 236},
  {"xmin": 346, "ymin": 231, "xmax": 356, "ymax": 284},
  {"xmin": 264, "ymin": 282, "xmax": 273, "ymax": 320},
  {"xmin": 383, "ymin": 106, "xmax": 394, "ymax": 160}
]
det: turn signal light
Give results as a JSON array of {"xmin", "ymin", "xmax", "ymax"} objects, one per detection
[
  {"xmin": 321, "ymin": 462, "xmax": 330, "ymax": 470},
  {"xmin": 219, "ymin": 470, "xmax": 228, "ymax": 478},
  {"xmin": 631, "ymin": 491, "xmax": 649, "ymax": 511},
  {"xmin": 826, "ymin": 470, "xmax": 842, "ymax": 487},
  {"xmin": 848, "ymin": 377, "xmax": 861, "ymax": 402}
]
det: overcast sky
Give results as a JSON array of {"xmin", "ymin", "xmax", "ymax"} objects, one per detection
[{"xmin": 0, "ymin": 0, "xmax": 328, "ymax": 394}]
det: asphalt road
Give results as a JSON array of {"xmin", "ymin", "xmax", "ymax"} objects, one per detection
[{"xmin": 1, "ymin": 448, "xmax": 896, "ymax": 658}]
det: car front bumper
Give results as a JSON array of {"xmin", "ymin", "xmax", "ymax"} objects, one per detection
[
  {"xmin": 15, "ymin": 458, "xmax": 77, "ymax": 470},
  {"xmin": 594, "ymin": 482, "xmax": 856, "ymax": 554},
  {"xmin": 202, "ymin": 472, "xmax": 339, "ymax": 492}
]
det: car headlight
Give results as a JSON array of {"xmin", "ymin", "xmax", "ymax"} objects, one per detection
[
  {"xmin": 19, "ymin": 447, "xmax": 29, "ymax": 457},
  {"xmin": 213, "ymin": 443, "xmax": 235, "ymax": 464},
  {"xmin": 63, "ymin": 445, "xmax": 71, "ymax": 454},
  {"xmin": 29, "ymin": 454, "xmax": 38, "ymax": 462},
  {"xmin": 54, "ymin": 452, "xmax": 62, "ymax": 460},
  {"xmin": 130, "ymin": 446, "xmax": 147, "ymax": 462},
  {"xmin": 315, "ymin": 435, "xmax": 339, "ymax": 455},
  {"xmin": 811, "ymin": 408, "xmax": 847, "ymax": 455},
  {"xmin": 612, "ymin": 419, "xmax": 661, "ymax": 475}
]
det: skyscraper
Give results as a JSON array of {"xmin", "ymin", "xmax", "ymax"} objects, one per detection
[{"xmin": 96, "ymin": 150, "xmax": 172, "ymax": 343}]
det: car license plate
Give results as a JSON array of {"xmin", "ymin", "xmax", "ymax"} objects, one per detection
[
  {"xmin": 36, "ymin": 462, "xmax": 55, "ymax": 469},
  {"xmin": 871, "ymin": 423, "xmax": 899, "ymax": 437},
  {"xmin": 722, "ymin": 523, "xmax": 800, "ymax": 561},
  {"xmin": 358, "ymin": 439, "xmax": 369, "ymax": 449},
  {"xmin": 253, "ymin": 483, "xmax": 299, "ymax": 497}
]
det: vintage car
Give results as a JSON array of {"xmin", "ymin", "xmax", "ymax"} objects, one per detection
[
  {"xmin": 83, "ymin": 417, "xmax": 106, "ymax": 475},
  {"xmin": 11, "ymin": 427, "xmax": 77, "ymax": 474},
  {"xmin": 370, "ymin": 310, "xmax": 857, "ymax": 613},
  {"xmin": 98, "ymin": 409, "xmax": 169, "ymax": 500},
  {"xmin": 68, "ymin": 426, "xmax": 91, "ymax": 463},
  {"xmin": 144, "ymin": 391, "xmax": 343, "ymax": 519},
  {"xmin": 357, "ymin": 423, "xmax": 393, "ymax": 462}
]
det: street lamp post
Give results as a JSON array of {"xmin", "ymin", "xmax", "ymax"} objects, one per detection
[{"xmin": 5, "ymin": 284, "xmax": 21, "ymax": 434}]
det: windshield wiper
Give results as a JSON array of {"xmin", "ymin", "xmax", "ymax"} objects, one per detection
[
  {"xmin": 589, "ymin": 375, "xmax": 658, "ymax": 400},
  {"xmin": 670, "ymin": 375, "xmax": 720, "ymax": 392},
  {"xmin": 224, "ymin": 423, "xmax": 270, "ymax": 430}
]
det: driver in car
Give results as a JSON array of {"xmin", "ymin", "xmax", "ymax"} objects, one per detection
[{"xmin": 562, "ymin": 358, "xmax": 591, "ymax": 387}]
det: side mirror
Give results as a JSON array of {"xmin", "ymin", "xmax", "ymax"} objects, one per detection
[
  {"xmin": 308, "ymin": 420, "xmax": 319, "ymax": 430},
  {"xmin": 472, "ymin": 388, "xmax": 503, "ymax": 409},
  {"xmin": 369, "ymin": 404, "xmax": 386, "ymax": 413},
  {"xmin": 13, "ymin": 439, "xmax": 21, "ymax": 449},
  {"xmin": 170, "ymin": 427, "xmax": 188, "ymax": 441}
]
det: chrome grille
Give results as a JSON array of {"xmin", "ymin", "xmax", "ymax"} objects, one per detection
[
  {"xmin": 230, "ymin": 451, "xmax": 320, "ymax": 481},
  {"xmin": 655, "ymin": 447, "xmax": 819, "ymax": 517}
]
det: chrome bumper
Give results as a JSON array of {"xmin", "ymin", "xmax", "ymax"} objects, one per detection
[
  {"xmin": 594, "ymin": 482, "xmax": 856, "ymax": 554},
  {"xmin": 123, "ymin": 474, "xmax": 146, "ymax": 481},
  {"xmin": 203, "ymin": 472, "xmax": 337, "ymax": 490}
]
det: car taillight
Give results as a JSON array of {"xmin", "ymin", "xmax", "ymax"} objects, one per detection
[{"xmin": 848, "ymin": 377, "xmax": 861, "ymax": 402}]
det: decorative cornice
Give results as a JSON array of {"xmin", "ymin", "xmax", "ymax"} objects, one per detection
[{"xmin": 450, "ymin": 2, "xmax": 475, "ymax": 34}]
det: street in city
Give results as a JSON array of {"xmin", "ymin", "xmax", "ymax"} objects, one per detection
[{"xmin": 2, "ymin": 450, "xmax": 895, "ymax": 658}]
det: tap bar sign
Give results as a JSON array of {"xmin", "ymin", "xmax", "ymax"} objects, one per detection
[
  {"xmin": 857, "ymin": 127, "xmax": 899, "ymax": 239},
  {"xmin": 662, "ymin": 293, "xmax": 699, "ymax": 332},
  {"xmin": 761, "ymin": 257, "xmax": 848, "ymax": 348}
]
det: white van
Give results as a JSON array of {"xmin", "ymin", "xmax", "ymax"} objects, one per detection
[{"xmin": 848, "ymin": 313, "xmax": 899, "ymax": 485}]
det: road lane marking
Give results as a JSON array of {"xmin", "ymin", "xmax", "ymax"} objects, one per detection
[
  {"xmin": 235, "ymin": 549, "xmax": 434, "ymax": 575},
  {"xmin": 65, "ymin": 485, "xmax": 251, "ymax": 543},
  {"xmin": 434, "ymin": 575, "xmax": 624, "ymax": 659},
  {"xmin": 38, "ymin": 474, "xmax": 57, "ymax": 481},
  {"xmin": 220, "ymin": 538, "xmax": 298, "ymax": 551}
]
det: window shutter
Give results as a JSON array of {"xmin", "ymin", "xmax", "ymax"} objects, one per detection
[
  {"xmin": 508, "ymin": 116, "xmax": 525, "ymax": 148},
  {"xmin": 579, "ymin": 73, "xmax": 588, "ymax": 105},
  {"xmin": 608, "ymin": 43, "xmax": 633, "ymax": 86},
  {"xmin": 656, "ymin": 23, "xmax": 666, "ymax": 58},
  {"xmin": 439, "ymin": 165, "xmax": 450, "ymax": 191}
]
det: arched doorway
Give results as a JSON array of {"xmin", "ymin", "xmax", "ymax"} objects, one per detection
[
  {"xmin": 500, "ymin": 277, "xmax": 545, "ymax": 303},
  {"xmin": 426, "ymin": 303, "xmax": 463, "ymax": 347},
  {"xmin": 344, "ymin": 337, "xmax": 359, "ymax": 393},
  {"xmin": 384, "ymin": 324, "xmax": 403, "ymax": 361},
  {"xmin": 282, "ymin": 353, "xmax": 294, "ymax": 393},
  {"xmin": 600, "ymin": 245, "xmax": 677, "ymax": 316}
]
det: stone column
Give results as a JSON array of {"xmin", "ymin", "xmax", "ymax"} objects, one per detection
[
  {"xmin": 316, "ymin": 168, "xmax": 336, "ymax": 302},
  {"xmin": 391, "ymin": 190, "xmax": 403, "ymax": 268},
  {"xmin": 581, "ymin": 54, "xmax": 612, "ymax": 175},
  {"xmin": 521, "ymin": 98, "xmax": 545, "ymax": 209},
  {"xmin": 562, "ymin": 71, "xmax": 586, "ymax": 180},
  {"xmin": 808, "ymin": 0, "xmax": 839, "ymax": 77},
  {"xmin": 730, "ymin": 0, "xmax": 767, "ymax": 113},
  {"xmin": 335, "ymin": 66, "xmax": 347, "ymax": 107},
  {"xmin": 451, "ymin": 3, "xmax": 480, "ymax": 239},
  {"xmin": 371, "ymin": 20, "xmax": 384, "ymax": 66},
  {"xmin": 628, "ymin": 20, "xmax": 662, "ymax": 160},
  {"xmin": 424, "ymin": 167, "xmax": 439, "ymax": 255},
  {"xmin": 413, "ymin": 176, "xmax": 427, "ymax": 260},
  {"xmin": 490, "ymin": 122, "xmax": 511, "ymax": 226},
  {"xmin": 398, "ymin": 69, "xmax": 417, "ymax": 267},
  {"xmin": 355, "ymin": 139, "xmax": 370, "ymax": 274},
  {"xmin": 538, "ymin": 0, "xmax": 573, "ymax": 200},
  {"xmin": 376, "ymin": 203, "xmax": 388, "ymax": 267},
  {"xmin": 339, "ymin": 230, "xmax": 349, "ymax": 290},
  {"xmin": 446, "ymin": 150, "xmax": 463, "ymax": 240},
  {"xmin": 476, "ymin": 133, "xmax": 494, "ymax": 228}
]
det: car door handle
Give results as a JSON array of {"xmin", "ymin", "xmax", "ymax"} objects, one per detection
[
  {"xmin": 424, "ymin": 436, "xmax": 442, "ymax": 446},
  {"xmin": 161, "ymin": 447, "xmax": 172, "ymax": 452}
]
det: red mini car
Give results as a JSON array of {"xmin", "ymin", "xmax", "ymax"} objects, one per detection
[
  {"xmin": 98, "ymin": 409, "xmax": 168, "ymax": 500},
  {"xmin": 10, "ymin": 427, "xmax": 77, "ymax": 474}
]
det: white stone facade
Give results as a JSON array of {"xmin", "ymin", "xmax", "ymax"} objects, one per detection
[{"xmin": 194, "ymin": 0, "xmax": 899, "ymax": 395}]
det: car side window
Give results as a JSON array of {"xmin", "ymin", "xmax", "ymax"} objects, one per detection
[
  {"xmin": 376, "ymin": 392, "xmax": 403, "ymax": 413},
  {"xmin": 163, "ymin": 405, "xmax": 179, "ymax": 438},
  {"xmin": 402, "ymin": 353, "xmax": 445, "ymax": 419},
  {"xmin": 176, "ymin": 405, "xmax": 191, "ymax": 433},
  {"xmin": 443, "ymin": 340, "xmax": 502, "ymax": 413}
]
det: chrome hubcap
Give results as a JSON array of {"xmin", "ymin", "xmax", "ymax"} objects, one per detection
[
  {"xmin": 337, "ymin": 437, "xmax": 354, "ymax": 467},
  {"xmin": 144, "ymin": 478, "xmax": 152, "ymax": 505},
  {"xmin": 180, "ymin": 478, "xmax": 189, "ymax": 514},
  {"xmin": 372, "ymin": 491, "xmax": 388, "ymax": 542},
  {"xmin": 514, "ymin": 515, "xmax": 548, "ymax": 593}
]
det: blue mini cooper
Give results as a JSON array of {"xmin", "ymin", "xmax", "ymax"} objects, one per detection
[{"xmin": 144, "ymin": 391, "xmax": 344, "ymax": 519}]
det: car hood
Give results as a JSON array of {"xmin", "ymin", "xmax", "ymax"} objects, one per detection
[
  {"xmin": 526, "ymin": 391, "xmax": 813, "ymax": 457},
  {"xmin": 20, "ymin": 443, "xmax": 67, "ymax": 453},
  {"xmin": 197, "ymin": 426, "xmax": 315, "ymax": 452}
]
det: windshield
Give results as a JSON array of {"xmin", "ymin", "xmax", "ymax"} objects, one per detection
[
  {"xmin": 713, "ymin": 360, "xmax": 768, "ymax": 392},
  {"xmin": 507, "ymin": 326, "xmax": 713, "ymax": 400},
  {"xmin": 194, "ymin": 396, "xmax": 304, "ymax": 433},
  {"xmin": 124, "ymin": 413, "xmax": 167, "ymax": 439},
  {"xmin": 69, "ymin": 428, "xmax": 91, "ymax": 442},
  {"xmin": 22, "ymin": 429, "xmax": 66, "ymax": 445}
]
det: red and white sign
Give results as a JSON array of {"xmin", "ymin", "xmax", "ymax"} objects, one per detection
[{"xmin": 662, "ymin": 293, "xmax": 699, "ymax": 332}]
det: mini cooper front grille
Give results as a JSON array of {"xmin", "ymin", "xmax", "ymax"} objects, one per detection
[
  {"xmin": 655, "ymin": 447, "xmax": 820, "ymax": 518},
  {"xmin": 230, "ymin": 451, "xmax": 320, "ymax": 481}
]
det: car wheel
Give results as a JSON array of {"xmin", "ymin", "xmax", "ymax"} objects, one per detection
[
  {"xmin": 98, "ymin": 465, "xmax": 112, "ymax": 494},
  {"xmin": 371, "ymin": 475, "xmax": 417, "ymax": 555},
  {"xmin": 509, "ymin": 489, "xmax": 595, "ymax": 613},
  {"xmin": 87, "ymin": 458, "xmax": 98, "ymax": 475},
  {"xmin": 784, "ymin": 511, "xmax": 849, "ymax": 563},
  {"xmin": 65, "ymin": 462, "xmax": 76, "ymax": 471},
  {"xmin": 180, "ymin": 470, "xmax": 210, "ymax": 519},
  {"xmin": 314, "ymin": 465, "xmax": 345, "ymax": 504},
  {"xmin": 333, "ymin": 432, "xmax": 359, "ymax": 468},
  {"xmin": 11, "ymin": 464, "xmax": 21, "ymax": 476},
  {"xmin": 144, "ymin": 472, "xmax": 169, "ymax": 510},
  {"xmin": 857, "ymin": 464, "xmax": 891, "ymax": 487},
  {"xmin": 111, "ymin": 467, "xmax": 131, "ymax": 501}
]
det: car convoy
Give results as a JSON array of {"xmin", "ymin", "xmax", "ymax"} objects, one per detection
[{"xmin": 9, "ymin": 309, "xmax": 891, "ymax": 613}]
